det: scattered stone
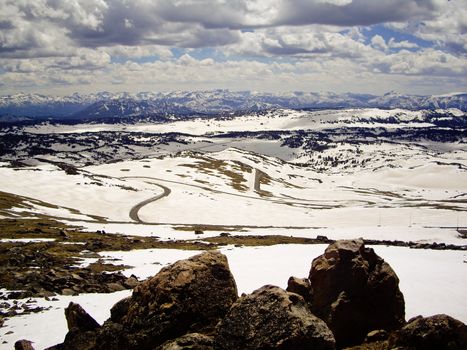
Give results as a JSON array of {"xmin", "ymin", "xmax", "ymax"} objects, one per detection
[
  {"xmin": 157, "ymin": 333, "xmax": 214, "ymax": 350},
  {"xmin": 215, "ymin": 285, "xmax": 335, "ymax": 350},
  {"xmin": 194, "ymin": 230, "xmax": 204, "ymax": 235},
  {"xmin": 14, "ymin": 340, "xmax": 35, "ymax": 350},
  {"xmin": 309, "ymin": 239, "xmax": 405, "ymax": 348},
  {"xmin": 388, "ymin": 314, "xmax": 467, "ymax": 350},
  {"xmin": 219, "ymin": 232, "xmax": 230, "ymax": 237}
]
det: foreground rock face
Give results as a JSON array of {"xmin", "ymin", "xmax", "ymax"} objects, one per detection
[
  {"xmin": 309, "ymin": 239, "xmax": 405, "ymax": 348},
  {"xmin": 96, "ymin": 251, "xmax": 238, "ymax": 350},
  {"xmin": 216, "ymin": 285, "xmax": 336, "ymax": 350},
  {"xmin": 26, "ymin": 242, "xmax": 467, "ymax": 350}
]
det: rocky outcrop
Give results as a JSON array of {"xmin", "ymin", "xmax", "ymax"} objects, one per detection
[
  {"xmin": 387, "ymin": 314, "xmax": 467, "ymax": 350},
  {"xmin": 215, "ymin": 285, "xmax": 335, "ymax": 350},
  {"xmin": 25, "ymin": 242, "xmax": 466, "ymax": 350},
  {"xmin": 308, "ymin": 239, "xmax": 405, "ymax": 348}
]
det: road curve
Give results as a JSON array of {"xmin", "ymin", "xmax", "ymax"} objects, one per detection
[{"xmin": 129, "ymin": 183, "xmax": 171, "ymax": 223}]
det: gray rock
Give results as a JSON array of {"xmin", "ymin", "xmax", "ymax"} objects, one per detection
[
  {"xmin": 309, "ymin": 239, "xmax": 405, "ymax": 348},
  {"xmin": 215, "ymin": 285, "xmax": 335, "ymax": 350}
]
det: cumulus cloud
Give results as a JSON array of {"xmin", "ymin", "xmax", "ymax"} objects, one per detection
[{"xmin": 0, "ymin": 0, "xmax": 465, "ymax": 95}]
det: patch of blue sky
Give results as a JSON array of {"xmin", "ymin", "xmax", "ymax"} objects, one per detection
[{"xmin": 362, "ymin": 24, "xmax": 433, "ymax": 50}]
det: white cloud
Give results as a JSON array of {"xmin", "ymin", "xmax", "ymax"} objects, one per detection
[
  {"xmin": 0, "ymin": 0, "xmax": 465, "ymax": 95},
  {"xmin": 371, "ymin": 35, "xmax": 387, "ymax": 51}
]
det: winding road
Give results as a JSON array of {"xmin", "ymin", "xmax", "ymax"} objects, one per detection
[
  {"xmin": 122, "ymin": 175, "xmax": 360, "ymax": 225},
  {"xmin": 128, "ymin": 183, "xmax": 171, "ymax": 223}
]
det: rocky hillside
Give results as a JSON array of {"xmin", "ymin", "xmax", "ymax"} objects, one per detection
[{"xmin": 15, "ymin": 240, "xmax": 467, "ymax": 350}]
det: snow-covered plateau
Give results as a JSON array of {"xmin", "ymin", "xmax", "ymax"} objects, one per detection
[{"xmin": 0, "ymin": 107, "xmax": 465, "ymax": 349}]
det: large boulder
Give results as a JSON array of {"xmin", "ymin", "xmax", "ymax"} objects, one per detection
[
  {"xmin": 388, "ymin": 314, "xmax": 467, "ymax": 350},
  {"xmin": 215, "ymin": 285, "xmax": 335, "ymax": 350},
  {"xmin": 309, "ymin": 239, "xmax": 405, "ymax": 348},
  {"xmin": 96, "ymin": 251, "xmax": 238, "ymax": 350}
]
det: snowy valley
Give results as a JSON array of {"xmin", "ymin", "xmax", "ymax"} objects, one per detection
[{"xmin": 0, "ymin": 106, "xmax": 466, "ymax": 349}]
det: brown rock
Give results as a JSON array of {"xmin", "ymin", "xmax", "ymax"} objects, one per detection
[
  {"xmin": 61, "ymin": 288, "xmax": 75, "ymax": 296},
  {"xmin": 388, "ymin": 314, "xmax": 467, "ymax": 350},
  {"xmin": 14, "ymin": 340, "xmax": 35, "ymax": 350},
  {"xmin": 309, "ymin": 239, "xmax": 405, "ymax": 348},
  {"xmin": 46, "ymin": 303, "xmax": 102, "ymax": 350},
  {"xmin": 96, "ymin": 251, "xmax": 238, "ymax": 350},
  {"xmin": 157, "ymin": 333, "xmax": 214, "ymax": 350},
  {"xmin": 215, "ymin": 285, "xmax": 335, "ymax": 350},
  {"xmin": 123, "ymin": 275, "xmax": 139, "ymax": 289},
  {"xmin": 106, "ymin": 282, "xmax": 125, "ymax": 292},
  {"xmin": 286, "ymin": 276, "xmax": 311, "ymax": 300},
  {"xmin": 65, "ymin": 302, "xmax": 101, "ymax": 332}
]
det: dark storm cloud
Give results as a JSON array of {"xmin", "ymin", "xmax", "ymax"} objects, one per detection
[
  {"xmin": 155, "ymin": 0, "xmax": 248, "ymax": 30},
  {"xmin": 275, "ymin": 0, "xmax": 438, "ymax": 27}
]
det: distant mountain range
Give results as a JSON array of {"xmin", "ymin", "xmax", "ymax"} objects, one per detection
[{"xmin": 0, "ymin": 90, "xmax": 465, "ymax": 120}]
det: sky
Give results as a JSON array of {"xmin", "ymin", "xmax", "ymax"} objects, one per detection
[{"xmin": 0, "ymin": 0, "xmax": 466, "ymax": 96}]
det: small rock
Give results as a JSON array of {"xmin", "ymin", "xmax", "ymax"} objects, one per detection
[
  {"xmin": 65, "ymin": 302, "xmax": 101, "ymax": 332},
  {"xmin": 364, "ymin": 330, "xmax": 388, "ymax": 343},
  {"xmin": 14, "ymin": 340, "xmax": 35, "ymax": 350},
  {"xmin": 316, "ymin": 235, "xmax": 329, "ymax": 241},
  {"xmin": 61, "ymin": 288, "xmax": 75, "ymax": 296},
  {"xmin": 123, "ymin": 275, "xmax": 139, "ymax": 289},
  {"xmin": 286, "ymin": 276, "xmax": 311, "ymax": 300},
  {"xmin": 106, "ymin": 282, "xmax": 125, "ymax": 292},
  {"xmin": 194, "ymin": 230, "xmax": 204, "ymax": 235}
]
